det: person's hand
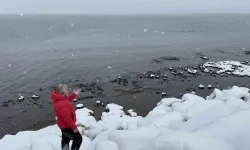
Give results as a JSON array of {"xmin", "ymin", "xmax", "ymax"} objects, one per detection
[
  {"xmin": 73, "ymin": 128, "xmax": 79, "ymax": 133},
  {"xmin": 73, "ymin": 88, "xmax": 81, "ymax": 95}
]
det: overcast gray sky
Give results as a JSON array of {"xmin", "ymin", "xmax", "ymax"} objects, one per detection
[{"xmin": 0, "ymin": 0, "xmax": 250, "ymax": 14}]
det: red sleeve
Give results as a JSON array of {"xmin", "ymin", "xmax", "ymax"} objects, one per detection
[
  {"xmin": 59, "ymin": 107, "xmax": 77, "ymax": 130},
  {"xmin": 67, "ymin": 93, "xmax": 76, "ymax": 102}
]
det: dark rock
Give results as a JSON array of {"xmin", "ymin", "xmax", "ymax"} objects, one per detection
[
  {"xmin": 1, "ymin": 103, "xmax": 8, "ymax": 107},
  {"xmin": 241, "ymin": 96, "xmax": 246, "ymax": 102},
  {"xmin": 18, "ymin": 96, "xmax": 25, "ymax": 102},
  {"xmin": 244, "ymin": 51, "xmax": 250, "ymax": 55},
  {"xmin": 200, "ymin": 56, "xmax": 209, "ymax": 60},
  {"xmin": 111, "ymin": 78, "xmax": 118, "ymax": 83},
  {"xmin": 186, "ymin": 88, "xmax": 196, "ymax": 92},
  {"xmin": 102, "ymin": 103, "xmax": 105, "ymax": 107},
  {"xmin": 38, "ymin": 88, "xmax": 43, "ymax": 91},
  {"xmin": 208, "ymin": 85, "xmax": 213, "ymax": 89},
  {"xmin": 156, "ymin": 91, "xmax": 160, "ymax": 94},
  {"xmin": 192, "ymin": 66, "xmax": 198, "ymax": 69},
  {"xmin": 162, "ymin": 92, "xmax": 167, "ymax": 97},
  {"xmin": 161, "ymin": 56, "xmax": 180, "ymax": 61}
]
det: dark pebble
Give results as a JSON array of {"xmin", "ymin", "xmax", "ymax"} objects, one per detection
[
  {"xmin": 156, "ymin": 91, "xmax": 160, "ymax": 94},
  {"xmin": 1, "ymin": 103, "xmax": 8, "ymax": 107},
  {"xmin": 162, "ymin": 92, "xmax": 167, "ymax": 97},
  {"xmin": 38, "ymin": 88, "xmax": 43, "ymax": 91}
]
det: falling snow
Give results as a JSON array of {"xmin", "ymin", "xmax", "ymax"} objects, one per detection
[
  {"xmin": 70, "ymin": 23, "xmax": 76, "ymax": 27},
  {"xmin": 143, "ymin": 29, "xmax": 147, "ymax": 32},
  {"xmin": 108, "ymin": 66, "xmax": 112, "ymax": 69},
  {"xmin": 246, "ymin": 22, "xmax": 250, "ymax": 27},
  {"xmin": 161, "ymin": 32, "xmax": 165, "ymax": 35},
  {"xmin": 19, "ymin": 13, "xmax": 24, "ymax": 16},
  {"xmin": 7, "ymin": 64, "xmax": 12, "ymax": 67}
]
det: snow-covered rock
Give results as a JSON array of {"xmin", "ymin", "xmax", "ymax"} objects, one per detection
[
  {"xmin": 203, "ymin": 60, "xmax": 250, "ymax": 77},
  {"xmin": 1, "ymin": 86, "xmax": 250, "ymax": 150}
]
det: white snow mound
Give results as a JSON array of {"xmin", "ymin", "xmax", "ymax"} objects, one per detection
[{"xmin": 1, "ymin": 86, "xmax": 250, "ymax": 150}]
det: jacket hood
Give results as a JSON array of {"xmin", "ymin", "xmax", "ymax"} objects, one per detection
[{"xmin": 51, "ymin": 91, "xmax": 66, "ymax": 103}]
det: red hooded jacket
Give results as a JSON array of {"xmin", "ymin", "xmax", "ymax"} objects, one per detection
[{"xmin": 51, "ymin": 91, "xmax": 77, "ymax": 130}]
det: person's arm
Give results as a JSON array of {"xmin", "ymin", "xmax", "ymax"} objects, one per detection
[
  {"xmin": 67, "ymin": 88, "xmax": 81, "ymax": 102},
  {"xmin": 67, "ymin": 93, "xmax": 76, "ymax": 102},
  {"xmin": 60, "ymin": 107, "xmax": 78, "ymax": 131}
]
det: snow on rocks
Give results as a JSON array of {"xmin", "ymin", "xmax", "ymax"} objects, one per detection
[
  {"xmin": 161, "ymin": 92, "xmax": 167, "ymax": 97},
  {"xmin": 96, "ymin": 100, "xmax": 101, "ymax": 106},
  {"xmin": 208, "ymin": 84, "xmax": 213, "ymax": 89},
  {"xmin": 18, "ymin": 96, "xmax": 24, "ymax": 102},
  {"xmin": 144, "ymin": 130, "xmax": 237, "ymax": 150},
  {"xmin": 31, "ymin": 95, "xmax": 40, "ymax": 99},
  {"xmin": 199, "ymin": 84, "xmax": 205, "ymax": 89},
  {"xmin": 203, "ymin": 60, "xmax": 250, "ymax": 77},
  {"xmin": 2, "ymin": 86, "xmax": 250, "ymax": 150},
  {"xmin": 200, "ymin": 56, "xmax": 209, "ymax": 60},
  {"xmin": 188, "ymin": 69, "xmax": 198, "ymax": 74},
  {"xmin": 76, "ymin": 103, "xmax": 84, "ymax": 109},
  {"xmin": 127, "ymin": 109, "xmax": 137, "ymax": 117}
]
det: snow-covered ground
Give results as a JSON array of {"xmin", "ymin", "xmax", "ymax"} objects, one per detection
[{"xmin": 1, "ymin": 86, "xmax": 250, "ymax": 150}]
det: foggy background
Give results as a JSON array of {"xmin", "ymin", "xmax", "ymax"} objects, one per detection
[{"xmin": 0, "ymin": 0, "xmax": 250, "ymax": 14}]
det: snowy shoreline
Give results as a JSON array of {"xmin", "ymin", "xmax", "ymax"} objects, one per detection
[{"xmin": 1, "ymin": 86, "xmax": 250, "ymax": 150}]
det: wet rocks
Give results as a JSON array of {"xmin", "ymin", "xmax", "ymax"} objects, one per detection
[
  {"xmin": 208, "ymin": 85, "xmax": 213, "ymax": 89},
  {"xmin": 244, "ymin": 51, "xmax": 250, "ymax": 55},
  {"xmin": 152, "ymin": 56, "xmax": 180, "ymax": 63},
  {"xmin": 96, "ymin": 100, "xmax": 101, "ymax": 106},
  {"xmin": 155, "ymin": 75, "xmax": 160, "ymax": 79},
  {"xmin": 77, "ymin": 96, "xmax": 95, "ymax": 100},
  {"xmin": 89, "ymin": 111, "xmax": 95, "ymax": 116},
  {"xmin": 186, "ymin": 88, "xmax": 196, "ymax": 92},
  {"xmin": 18, "ymin": 96, "xmax": 24, "ymax": 102},
  {"xmin": 201, "ymin": 56, "xmax": 209, "ymax": 60},
  {"xmin": 156, "ymin": 91, "xmax": 160, "ymax": 94},
  {"xmin": 199, "ymin": 84, "xmax": 205, "ymax": 89},
  {"xmin": 76, "ymin": 104, "xmax": 84, "ymax": 109},
  {"xmin": 192, "ymin": 66, "xmax": 198, "ymax": 69},
  {"xmin": 32, "ymin": 95, "xmax": 40, "ymax": 100},
  {"xmin": 162, "ymin": 92, "xmax": 167, "ymax": 97},
  {"xmin": 188, "ymin": 69, "xmax": 198, "ymax": 74},
  {"xmin": 1, "ymin": 103, "xmax": 8, "ymax": 107},
  {"xmin": 150, "ymin": 74, "xmax": 155, "ymax": 78},
  {"xmin": 102, "ymin": 103, "xmax": 105, "ymax": 107},
  {"xmin": 38, "ymin": 88, "xmax": 43, "ymax": 91}
]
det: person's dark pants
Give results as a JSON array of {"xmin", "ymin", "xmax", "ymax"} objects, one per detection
[{"xmin": 61, "ymin": 128, "xmax": 82, "ymax": 150}]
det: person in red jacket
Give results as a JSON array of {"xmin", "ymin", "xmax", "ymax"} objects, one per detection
[{"xmin": 51, "ymin": 84, "xmax": 82, "ymax": 150}]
